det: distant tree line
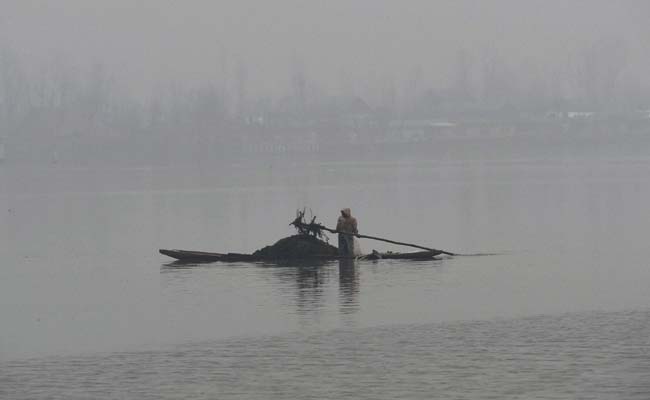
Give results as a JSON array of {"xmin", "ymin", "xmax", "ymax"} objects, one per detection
[{"xmin": 1, "ymin": 37, "xmax": 648, "ymax": 165}]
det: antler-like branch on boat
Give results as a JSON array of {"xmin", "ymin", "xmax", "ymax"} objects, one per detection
[{"xmin": 290, "ymin": 208, "xmax": 329, "ymax": 242}]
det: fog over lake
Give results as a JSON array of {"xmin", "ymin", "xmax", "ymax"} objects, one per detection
[{"xmin": 1, "ymin": 1, "xmax": 650, "ymax": 399}]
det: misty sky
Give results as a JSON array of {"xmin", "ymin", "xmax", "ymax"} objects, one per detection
[{"xmin": 2, "ymin": 1, "xmax": 650, "ymax": 101}]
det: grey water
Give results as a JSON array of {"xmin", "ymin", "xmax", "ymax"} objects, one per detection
[{"xmin": 2, "ymin": 155, "xmax": 650, "ymax": 399}]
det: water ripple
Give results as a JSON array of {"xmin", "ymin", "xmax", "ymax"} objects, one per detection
[{"xmin": 2, "ymin": 309, "xmax": 649, "ymax": 400}]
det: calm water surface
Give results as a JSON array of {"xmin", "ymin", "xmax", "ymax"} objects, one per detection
[{"xmin": 1, "ymin": 157, "xmax": 649, "ymax": 398}]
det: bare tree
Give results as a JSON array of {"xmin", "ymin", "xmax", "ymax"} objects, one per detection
[
  {"xmin": 236, "ymin": 60, "xmax": 248, "ymax": 117},
  {"xmin": 480, "ymin": 47, "xmax": 515, "ymax": 108},
  {"xmin": 453, "ymin": 48, "xmax": 474, "ymax": 102},
  {"xmin": 290, "ymin": 53, "xmax": 307, "ymax": 115},
  {"xmin": 574, "ymin": 37, "xmax": 627, "ymax": 109},
  {"xmin": 0, "ymin": 45, "xmax": 27, "ymax": 126}
]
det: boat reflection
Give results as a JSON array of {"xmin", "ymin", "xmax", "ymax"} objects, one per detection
[
  {"xmin": 160, "ymin": 258, "xmax": 362, "ymax": 318},
  {"xmin": 160, "ymin": 261, "xmax": 202, "ymax": 270},
  {"xmin": 263, "ymin": 260, "xmax": 332, "ymax": 316},
  {"xmin": 338, "ymin": 258, "xmax": 359, "ymax": 314}
]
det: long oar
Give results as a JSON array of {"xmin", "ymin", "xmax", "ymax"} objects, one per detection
[{"xmin": 296, "ymin": 221, "xmax": 456, "ymax": 256}]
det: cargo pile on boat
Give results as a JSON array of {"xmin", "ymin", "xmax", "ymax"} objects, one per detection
[{"xmin": 252, "ymin": 234, "xmax": 338, "ymax": 259}]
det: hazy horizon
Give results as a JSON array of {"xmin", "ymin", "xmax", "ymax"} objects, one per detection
[{"xmin": 3, "ymin": 1, "xmax": 650, "ymax": 103}]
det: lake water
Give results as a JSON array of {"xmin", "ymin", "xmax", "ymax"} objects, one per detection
[{"xmin": 1, "ymin": 155, "xmax": 650, "ymax": 398}]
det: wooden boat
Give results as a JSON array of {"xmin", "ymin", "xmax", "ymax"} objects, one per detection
[
  {"xmin": 159, "ymin": 248, "xmax": 442, "ymax": 263},
  {"xmin": 159, "ymin": 213, "xmax": 456, "ymax": 264},
  {"xmin": 365, "ymin": 250, "xmax": 442, "ymax": 260}
]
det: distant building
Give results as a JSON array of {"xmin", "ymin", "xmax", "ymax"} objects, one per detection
[
  {"xmin": 635, "ymin": 109, "xmax": 650, "ymax": 120},
  {"xmin": 567, "ymin": 111, "xmax": 596, "ymax": 119},
  {"xmin": 546, "ymin": 111, "xmax": 596, "ymax": 120},
  {"xmin": 384, "ymin": 119, "xmax": 457, "ymax": 142},
  {"xmin": 545, "ymin": 111, "xmax": 565, "ymax": 119}
]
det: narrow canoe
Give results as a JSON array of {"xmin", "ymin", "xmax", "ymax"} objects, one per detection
[{"xmin": 159, "ymin": 248, "xmax": 442, "ymax": 263}]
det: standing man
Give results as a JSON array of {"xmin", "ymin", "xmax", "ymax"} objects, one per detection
[{"xmin": 336, "ymin": 208, "xmax": 358, "ymax": 257}]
